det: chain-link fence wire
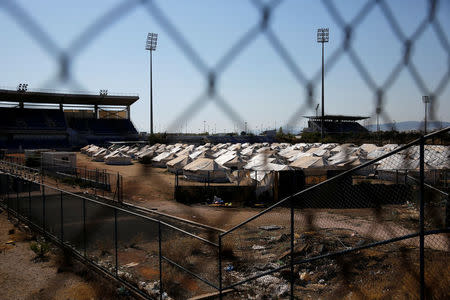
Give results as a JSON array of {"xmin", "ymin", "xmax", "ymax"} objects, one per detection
[
  {"xmin": 1, "ymin": 0, "xmax": 449, "ymax": 132},
  {"xmin": 1, "ymin": 0, "xmax": 450, "ymax": 298},
  {"xmin": 219, "ymin": 129, "xmax": 449, "ymax": 298},
  {"xmin": 422, "ymin": 131, "xmax": 450, "ymax": 298},
  {"xmin": 0, "ymin": 173, "xmax": 226, "ymax": 299}
]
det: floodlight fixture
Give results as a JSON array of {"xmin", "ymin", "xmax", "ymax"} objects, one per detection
[
  {"xmin": 17, "ymin": 83, "xmax": 28, "ymax": 92},
  {"xmin": 100, "ymin": 89, "xmax": 108, "ymax": 96},
  {"xmin": 317, "ymin": 28, "xmax": 329, "ymax": 43},
  {"xmin": 145, "ymin": 33, "xmax": 158, "ymax": 51},
  {"xmin": 317, "ymin": 28, "xmax": 329, "ymax": 139}
]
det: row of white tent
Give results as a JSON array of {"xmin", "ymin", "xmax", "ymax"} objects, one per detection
[{"xmin": 80, "ymin": 142, "xmax": 449, "ymax": 182}]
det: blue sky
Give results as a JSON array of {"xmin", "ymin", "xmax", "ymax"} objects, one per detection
[{"xmin": 0, "ymin": 0, "xmax": 449, "ymax": 133}]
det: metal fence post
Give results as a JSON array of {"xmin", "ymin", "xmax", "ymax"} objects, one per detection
[
  {"xmin": 446, "ymin": 194, "xmax": 450, "ymax": 229},
  {"xmin": 42, "ymin": 185, "xmax": 46, "ymax": 231},
  {"xmin": 174, "ymin": 170, "xmax": 178, "ymax": 201},
  {"xmin": 114, "ymin": 208, "xmax": 118, "ymax": 277},
  {"xmin": 290, "ymin": 196, "xmax": 295, "ymax": 299},
  {"xmin": 158, "ymin": 221, "xmax": 163, "ymax": 300},
  {"xmin": 419, "ymin": 137, "xmax": 425, "ymax": 300},
  {"xmin": 28, "ymin": 180, "xmax": 31, "ymax": 220},
  {"xmin": 218, "ymin": 234, "xmax": 223, "ymax": 300},
  {"xmin": 83, "ymin": 197, "xmax": 87, "ymax": 257},
  {"xmin": 121, "ymin": 175, "xmax": 123, "ymax": 202},
  {"xmin": 60, "ymin": 191, "xmax": 64, "ymax": 241},
  {"xmin": 16, "ymin": 178, "xmax": 19, "ymax": 214},
  {"xmin": 6, "ymin": 176, "xmax": 10, "ymax": 220}
]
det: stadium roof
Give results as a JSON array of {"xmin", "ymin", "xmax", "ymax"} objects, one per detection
[
  {"xmin": 0, "ymin": 89, "xmax": 139, "ymax": 106},
  {"xmin": 304, "ymin": 115, "xmax": 369, "ymax": 121}
]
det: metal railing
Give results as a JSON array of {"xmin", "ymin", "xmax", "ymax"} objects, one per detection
[{"xmin": 0, "ymin": 157, "xmax": 124, "ymax": 202}]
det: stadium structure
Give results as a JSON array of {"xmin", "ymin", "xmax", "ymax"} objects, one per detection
[
  {"xmin": 0, "ymin": 87, "xmax": 140, "ymax": 150},
  {"xmin": 303, "ymin": 115, "xmax": 369, "ymax": 134}
]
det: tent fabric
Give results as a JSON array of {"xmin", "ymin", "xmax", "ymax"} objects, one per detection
[
  {"xmin": 105, "ymin": 151, "xmax": 132, "ymax": 165},
  {"xmin": 152, "ymin": 151, "xmax": 176, "ymax": 168},
  {"xmin": 183, "ymin": 158, "xmax": 230, "ymax": 182},
  {"xmin": 92, "ymin": 148, "xmax": 109, "ymax": 162},
  {"xmin": 167, "ymin": 155, "xmax": 192, "ymax": 173},
  {"xmin": 290, "ymin": 156, "xmax": 329, "ymax": 169}
]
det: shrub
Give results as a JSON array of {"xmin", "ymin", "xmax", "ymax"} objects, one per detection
[{"xmin": 30, "ymin": 240, "xmax": 50, "ymax": 261}]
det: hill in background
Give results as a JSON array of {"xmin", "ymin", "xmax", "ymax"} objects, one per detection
[{"xmin": 366, "ymin": 121, "xmax": 450, "ymax": 132}]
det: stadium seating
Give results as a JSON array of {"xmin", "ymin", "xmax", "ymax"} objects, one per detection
[
  {"xmin": 0, "ymin": 107, "xmax": 138, "ymax": 150},
  {"xmin": 68, "ymin": 118, "xmax": 138, "ymax": 135},
  {"xmin": 309, "ymin": 120, "xmax": 367, "ymax": 133},
  {"xmin": 0, "ymin": 108, "xmax": 66, "ymax": 131}
]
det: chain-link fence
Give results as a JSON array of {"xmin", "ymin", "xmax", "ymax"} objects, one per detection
[
  {"xmin": 0, "ymin": 128, "xmax": 448, "ymax": 299},
  {"xmin": 219, "ymin": 127, "xmax": 449, "ymax": 299},
  {"xmin": 1, "ymin": 0, "xmax": 449, "ymax": 132},
  {"xmin": 1, "ymin": 0, "xmax": 450, "ymax": 299},
  {"xmin": 0, "ymin": 173, "xmax": 223, "ymax": 299}
]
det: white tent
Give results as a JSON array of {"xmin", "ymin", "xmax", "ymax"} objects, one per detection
[
  {"xmin": 80, "ymin": 144, "xmax": 93, "ymax": 154},
  {"xmin": 86, "ymin": 145, "xmax": 101, "ymax": 157},
  {"xmin": 137, "ymin": 149, "xmax": 155, "ymax": 163},
  {"xmin": 152, "ymin": 151, "xmax": 176, "ymax": 168},
  {"xmin": 215, "ymin": 151, "xmax": 246, "ymax": 169},
  {"xmin": 240, "ymin": 146, "xmax": 255, "ymax": 157},
  {"xmin": 92, "ymin": 148, "xmax": 110, "ymax": 162},
  {"xmin": 183, "ymin": 158, "xmax": 230, "ymax": 182},
  {"xmin": 105, "ymin": 151, "xmax": 132, "ymax": 165},
  {"xmin": 166, "ymin": 154, "xmax": 192, "ymax": 173},
  {"xmin": 290, "ymin": 156, "xmax": 329, "ymax": 169},
  {"xmin": 134, "ymin": 145, "xmax": 150, "ymax": 158},
  {"xmin": 176, "ymin": 145, "xmax": 194, "ymax": 157}
]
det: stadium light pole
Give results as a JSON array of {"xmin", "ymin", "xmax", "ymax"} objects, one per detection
[
  {"xmin": 422, "ymin": 96, "xmax": 430, "ymax": 134},
  {"xmin": 317, "ymin": 28, "xmax": 329, "ymax": 139},
  {"xmin": 145, "ymin": 32, "xmax": 158, "ymax": 135}
]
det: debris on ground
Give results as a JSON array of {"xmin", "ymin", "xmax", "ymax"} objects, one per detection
[{"xmin": 258, "ymin": 225, "xmax": 283, "ymax": 231}]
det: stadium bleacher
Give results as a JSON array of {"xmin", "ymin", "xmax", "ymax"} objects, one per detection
[
  {"xmin": 0, "ymin": 108, "xmax": 66, "ymax": 131},
  {"xmin": 0, "ymin": 89, "xmax": 140, "ymax": 150},
  {"xmin": 309, "ymin": 120, "xmax": 368, "ymax": 133},
  {"xmin": 68, "ymin": 118, "xmax": 137, "ymax": 135}
]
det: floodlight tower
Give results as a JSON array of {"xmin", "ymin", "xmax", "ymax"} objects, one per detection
[
  {"xmin": 317, "ymin": 28, "xmax": 329, "ymax": 139},
  {"xmin": 422, "ymin": 96, "xmax": 430, "ymax": 134},
  {"xmin": 145, "ymin": 32, "xmax": 158, "ymax": 135}
]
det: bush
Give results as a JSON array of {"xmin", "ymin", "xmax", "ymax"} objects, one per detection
[
  {"xmin": 148, "ymin": 133, "xmax": 167, "ymax": 145},
  {"xmin": 30, "ymin": 240, "xmax": 50, "ymax": 261}
]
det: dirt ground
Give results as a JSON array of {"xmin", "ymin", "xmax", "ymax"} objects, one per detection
[
  {"xmin": 0, "ymin": 208, "xmax": 131, "ymax": 300},
  {"xmin": 76, "ymin": 153, "xmax": 449, "ymax": 250},
  {"xmin": 76, "ymin": 153, "xmax": 267, "ymax": 230},
  {"xmin": 3, "ymin": 153, "xmax": 449, "ymax": 299}
]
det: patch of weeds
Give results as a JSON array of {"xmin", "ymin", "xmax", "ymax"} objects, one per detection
[{"xmin": 30, "ymin": 239, "xmax": 51, "ymax": 262}]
